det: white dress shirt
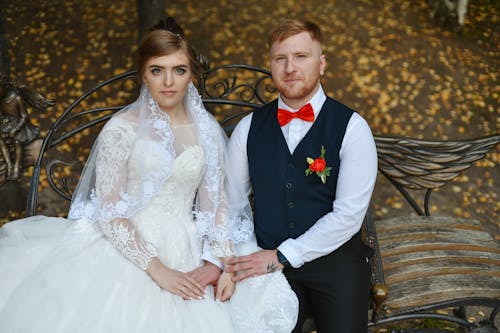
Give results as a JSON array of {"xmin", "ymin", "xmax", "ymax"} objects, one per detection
[{"xmin": 226, "ymin": 86, "xmax": 378, "ymax": 268}]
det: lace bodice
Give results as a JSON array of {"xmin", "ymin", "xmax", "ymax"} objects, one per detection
[
  {"xmin": 89, "ymin": 121, "xmax": 207, "ymax": 270},
  {"xmin": 128, "ymin": 142, "xmax": 204, "ymax": 220}
]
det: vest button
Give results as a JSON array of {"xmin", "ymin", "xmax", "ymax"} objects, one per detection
[
  {"xmin": 288, "ymin": 163, "xmax": 295, "ymax": 168},
  {"xmin": 289, "ymin": 222, "xmax": 295, "ymax": 229},
  {"xmin": 287, "ymin": 201, "xmax": 295, "ymax": 208},
  {"xmin": 285, "ymin": 182, "xmax": 292, "ymax": 189}
]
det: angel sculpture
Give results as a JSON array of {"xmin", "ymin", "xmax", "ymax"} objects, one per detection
[{"xmin": 0, "ymin": 74, "xmax": 54, "ymax": 183}]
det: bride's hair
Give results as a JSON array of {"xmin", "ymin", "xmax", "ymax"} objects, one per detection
[{"xmin": 137, "ymin": 17, "xmax": 201, "ymax": 82}]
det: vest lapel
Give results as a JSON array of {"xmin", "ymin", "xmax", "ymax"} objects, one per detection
[{"xmin": 271, "ymin": 105, "xmax": 292, "ymax": 157}]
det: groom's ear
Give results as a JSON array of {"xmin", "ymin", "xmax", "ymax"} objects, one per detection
[{"xmin": 319, "ymin": 54, "xmax": 326, "ymax": 76}]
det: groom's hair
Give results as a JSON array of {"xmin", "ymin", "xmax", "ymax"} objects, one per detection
[{"xmin": 268, "ymin": 19, "xmax": 323, "ymax": 48}]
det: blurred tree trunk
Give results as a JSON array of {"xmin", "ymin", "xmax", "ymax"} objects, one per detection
[
  {"xmin": 137, "ymin": 0, "xmax": 166, "ymax": 42},
  {"xmin": 0, "ymin": 10, "xmax": 10, "ymax": 77}
]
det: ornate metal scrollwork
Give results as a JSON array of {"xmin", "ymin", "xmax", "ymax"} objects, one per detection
[
  {"xmin": 45, "ymin": 159, "xmax": 76, "ymax": 201},
  {"xmin": 200, "ymin": 64, "xmax": 275, "ymax": 105},
  {"xmin": 198, "ymin": 64, "xmax": 275, "ymax": 134}
]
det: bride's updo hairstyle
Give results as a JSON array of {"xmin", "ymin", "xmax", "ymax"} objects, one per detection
[{"xmin": 137, "ymin": 17, "xmax": 201, "ymax": 82}]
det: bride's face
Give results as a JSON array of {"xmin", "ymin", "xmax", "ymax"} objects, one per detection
[{"xmin": 143, "ymin": 50, "xmax": 192, "ymax": 113}]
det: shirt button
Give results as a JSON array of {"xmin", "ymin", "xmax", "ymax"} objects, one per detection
[
  {"xmin": 285, "ymin": 182, "xmax": 292, "ymax": 189},
  {"xmin": 287, "ymin": 201, "xmax": 295, "ymax": 208}
]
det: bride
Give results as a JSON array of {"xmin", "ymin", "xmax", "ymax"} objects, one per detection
[{"xmin": 0, "ymin": 18, "xmax": 298, "ymax": 333}]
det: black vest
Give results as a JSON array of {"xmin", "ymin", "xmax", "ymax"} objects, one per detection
[{"xmin": 247, "ymin": 97, "xmax": 354, "ymax": 249}]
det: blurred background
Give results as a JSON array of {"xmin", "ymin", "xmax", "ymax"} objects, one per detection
[{"xmin": 1, "ymin": 0, "xmax": 498, "ymax": 237}]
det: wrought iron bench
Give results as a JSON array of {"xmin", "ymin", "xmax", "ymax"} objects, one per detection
[{"xmin": 25, "ymin": 63, "xmax": 500, "ymax": 332}]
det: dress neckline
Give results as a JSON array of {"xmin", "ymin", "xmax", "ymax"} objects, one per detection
[
  {"xmin": 171, "ymin": 122, "xmax": 195, "ymax": 129},
  {"xmin": 175, "ymin": 144, "xmax": 202, "ymax": 161}
]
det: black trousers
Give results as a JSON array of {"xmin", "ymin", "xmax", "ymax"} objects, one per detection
[{"xmin": 284, "ymin": 233, "xmax": 372, "ymax": 333}]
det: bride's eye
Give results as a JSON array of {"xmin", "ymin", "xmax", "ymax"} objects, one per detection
[
  {"xmin": 150, "ymin": 67, "xmax": 161, "ymax": 75},
  {"xmin": 175, "ymin": 67, "xmax": 187, "ymax": 75}
]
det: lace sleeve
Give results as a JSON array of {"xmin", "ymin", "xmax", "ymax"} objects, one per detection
[
  {"xmin": 196, "ymin": 165, "xmax": 234, "ymax": 259},
  {"xmin": 94, "ymin": 120, "xmax": 158, "ymax": 270},
  {"xmin": 194, "ymin": 120, "xmax": 253, "ymax": 260}
]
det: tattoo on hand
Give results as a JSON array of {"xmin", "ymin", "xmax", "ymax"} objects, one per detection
[{"xmin": 266, "ymin": 262, "xmax": 277, "ymax": 273}]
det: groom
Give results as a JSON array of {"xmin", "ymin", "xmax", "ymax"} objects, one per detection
[{"xmin": 225, "ymin": 19, "xmax": 378, "ymax": 332}]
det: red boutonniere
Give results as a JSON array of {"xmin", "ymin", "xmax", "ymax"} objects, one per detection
[{"xmin": 305, "ymin": 146, "xmax": 332, "ymax": 184}]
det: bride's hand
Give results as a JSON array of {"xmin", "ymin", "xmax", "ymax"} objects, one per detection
[
  {"xmin": 215, "ymin": 272, "xmax": 235, "ymax": 302},
  {"xmin": 146, "ymin": 258, "xmax": 205, "ymax": 300},
  {"xmin": 187, "ymin": 260, "xmax": 222, "ymax": 288}
]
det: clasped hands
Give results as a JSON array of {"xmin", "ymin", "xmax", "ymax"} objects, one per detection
[
  {"xmin": 147, "ymin": 250, "xmax": 281, "ymax": 302},
  {"xmin": 147, "ymin": 258, "xmax": 235, "ymax": 302}
]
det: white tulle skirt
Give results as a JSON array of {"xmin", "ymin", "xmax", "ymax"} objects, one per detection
[{"xmin": 0, "ymin": 216, "xmax": 298, "ymax": 333}]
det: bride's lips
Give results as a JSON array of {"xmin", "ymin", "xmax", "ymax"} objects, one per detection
[{"xmin": 160, "ymin": 90, "xmax": 177, "ymax": 96}]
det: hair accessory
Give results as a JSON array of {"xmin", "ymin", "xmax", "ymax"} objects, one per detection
[{"xmin": 151, "ymin": 16, "xmax": 185, "ymax": 40}]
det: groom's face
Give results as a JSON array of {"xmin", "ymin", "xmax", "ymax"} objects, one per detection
[{"xmin": 270, "ymin": 31, "xmax": 326, "ymax": 109}]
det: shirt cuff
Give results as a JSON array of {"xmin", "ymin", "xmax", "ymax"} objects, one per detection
[
  {"xmin": 277, "ymin": 240, "xmax": 304, "ymax": 268},
  {"xmin": 201, "ymin": 241, "xmax": 223, "ymax": 269}
]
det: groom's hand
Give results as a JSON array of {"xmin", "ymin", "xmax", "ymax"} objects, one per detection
[
  {"xmin": 225, "ymin": 250, "xmax": 283, "ymax": 282},
  {"xmin": 188, "ymin": 260, "xmax": 222, "ymax": 288}
]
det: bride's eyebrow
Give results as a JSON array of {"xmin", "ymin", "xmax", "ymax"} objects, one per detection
[{"xmin": 148, "ymin": 64, "xmax": 189, "ymax": 69}]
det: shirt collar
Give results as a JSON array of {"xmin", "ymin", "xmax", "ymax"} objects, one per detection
[{"xmin": 277, "ymin": 85, "xmax": 326, "ymax": 117}]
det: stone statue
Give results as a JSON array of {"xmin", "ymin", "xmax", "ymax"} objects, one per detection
[{"xmin": 0, "ymin": 74, "xmax": 54, "ymax": 183}]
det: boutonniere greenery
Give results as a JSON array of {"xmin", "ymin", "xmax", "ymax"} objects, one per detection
[{"xmin": 305, "ymin": 146, "xmax": 332, "ymax": 184}]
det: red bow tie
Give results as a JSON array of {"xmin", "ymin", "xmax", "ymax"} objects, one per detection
[{"xmin": 277, "ymin": 103, "xmax": 315, "ymax": 126}]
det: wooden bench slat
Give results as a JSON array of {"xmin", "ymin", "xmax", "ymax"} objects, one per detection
[
  {"xmin": 374, "ymin": 215, "xmax": 500, "ymax": 314},
  {"xmin": 382, "ymin": 243, "xmax": 500, "ymax": 257},
  {"xmin": 384, "ymin": 273, "xmax": 500, "ymax": 310},
  {"xmin": 382, "ymin": 250, "xmax": 500, "ymax": 269},
  {"xmin": 385, "ymin": 261, "xmax": 500, "ymax": 284},
  {"xmin": 377, "ymin": 217, "xmax": 490, "ymax": 231},
  {"xmin": 376, "ymin": 217, "xmax": 499, "ymax": 256}
]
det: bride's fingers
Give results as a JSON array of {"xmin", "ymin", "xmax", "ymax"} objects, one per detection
[
  {"xmin": 218, "ymin": 289, "xmax": 229, "ymax": 302},
  {"xmin": 172, "ymin": 274, "xmax": 206, "ymax": 300},
  {"xmin": 183, "ymin": 279, "xmax": 205, "ymax": 299},
  {"xmin": 178, "ymin": 284, "xmax": 199, "ymax": 300},
  {"xmin": 222, "ymin": 286, "xmax": 233, "ymax": 301},
  {"xmin": 218, "ymin": 282, "xmax": 235, "ymax": 302},
  {"xmin": 215, "ymin": 284, "xmax": 227, "ymax": 301},
  {"xmin": 178, "ymin": 286, "xmax": 190, "ymax": 299},
  {"xmin": 186, "ymin": 276, "xmax": 206, "ymax": 294},
  {"xmin": 215, "ymin": 284, "xmax": 222, "ymax": 300}
]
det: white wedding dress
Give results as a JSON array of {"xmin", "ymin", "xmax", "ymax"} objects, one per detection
[{"xmin": 0, "ymin": 130, "xmax": 298, "ymax": 332}]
